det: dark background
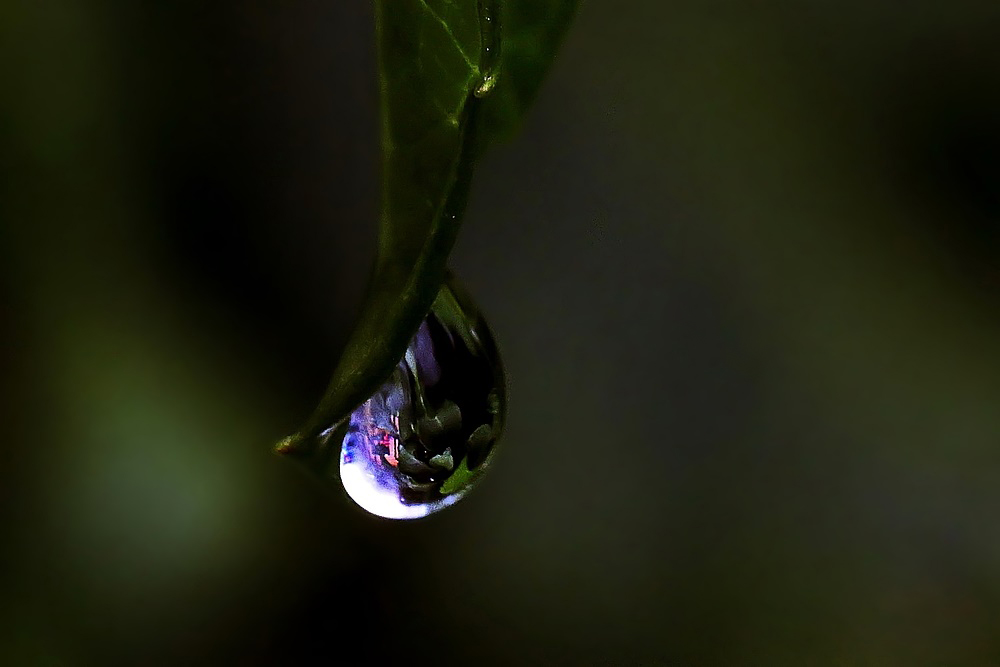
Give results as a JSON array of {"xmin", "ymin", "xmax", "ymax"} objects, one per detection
[{"xmin": 3, "ymin": 1, "xmax": 1000, "ymax": 664}]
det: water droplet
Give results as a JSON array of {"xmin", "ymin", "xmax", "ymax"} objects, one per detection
[
  {"xmin": 339, "ymin": 275, "xmax": 506, "ymax": 519},
  {"xmin": 474, "ymin": 0, "xmax": 501, "ymax": 98}
]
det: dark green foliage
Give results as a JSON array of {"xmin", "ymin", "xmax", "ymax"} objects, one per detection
[
  {"xmin": 476, "ymin": 0, "xmax": 581, "ymax": 149},
  {"xmin": 280, "ymin": 1, "xmax": 577, "ymax": 453}
]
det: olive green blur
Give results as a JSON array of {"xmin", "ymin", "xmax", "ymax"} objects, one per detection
[{"xmin": 2, "ymin": 1, "xmax": 1000, "ymax": 664}]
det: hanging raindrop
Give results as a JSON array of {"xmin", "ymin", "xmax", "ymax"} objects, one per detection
[{"xmin": 337, "ymin": 274, "xmax": 505, "ymax": 519}]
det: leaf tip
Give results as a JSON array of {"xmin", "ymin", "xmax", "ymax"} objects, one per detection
[{"xmin": 274, "ymin": 433, "xmax": 302, "ymax": 455}]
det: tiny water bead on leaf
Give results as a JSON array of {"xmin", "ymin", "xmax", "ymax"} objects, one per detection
[
  {"xmin": 338, "ymin": 275, "xmax": 506, "ymax": 519},
  {"xmin": 474, "ymin": 0, "xmax": 501, "ymax": 98}
]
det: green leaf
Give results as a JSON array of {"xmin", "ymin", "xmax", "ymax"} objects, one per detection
[
  {"xmin": 477, "ymin": 0, "xmax": 580, "ymax": 149},
  {"xmin": 278, "ymin": 1, "xmax": 577, "ymax": 457},
  {"xmin": 438, "ymin": 455, "xmax": 475, "ymax": 496}
]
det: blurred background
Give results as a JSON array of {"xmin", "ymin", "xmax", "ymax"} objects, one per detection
[{"xmin": 3, "ymin": 1, "xmax": 1000, "ymax": 664}]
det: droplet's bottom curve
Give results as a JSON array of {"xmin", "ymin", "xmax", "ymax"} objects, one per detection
[
  {"xmin": 340, "ymin": 458, "xmax": 463, "ymax": 520},
  {"xmin": 339, "ymin": 274, "xmax": 505, "ymax": 519}
]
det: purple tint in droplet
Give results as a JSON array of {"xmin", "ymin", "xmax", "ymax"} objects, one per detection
[
  {"xmin": 408, "ymin": 320, "xmax": 441, "ymax": 387},
  {"xmin": 339, "ymin": 276, "xmax": 506, "ymax": 520}
]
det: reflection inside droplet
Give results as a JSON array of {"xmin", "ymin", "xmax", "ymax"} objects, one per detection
[{"xmin": 339, "ymin": 275, "xmax": 505, "ymax": 519}]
